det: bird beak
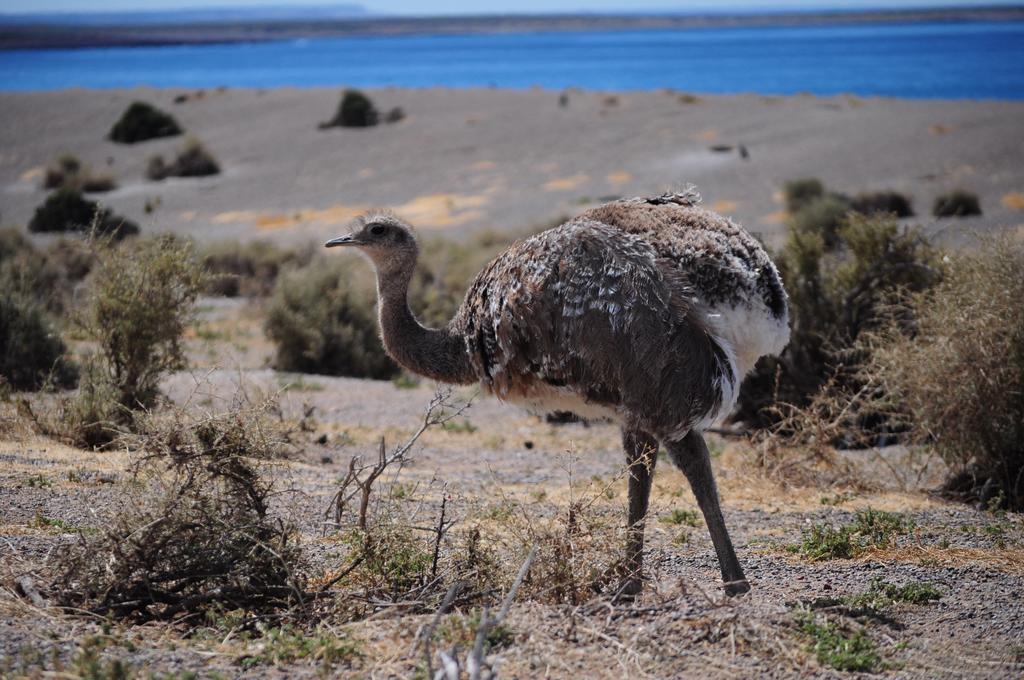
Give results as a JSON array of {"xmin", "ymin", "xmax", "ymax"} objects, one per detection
[{"xmin": 325, "ymin": 234, "xmax": 359, "ymax": 248}]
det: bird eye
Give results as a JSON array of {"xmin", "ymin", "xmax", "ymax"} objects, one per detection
[{"xmin": 370, "ymin": 224, "xmax": 386, "ymax": 236}]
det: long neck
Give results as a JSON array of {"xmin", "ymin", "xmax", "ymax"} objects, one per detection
[{"xmin": 375, "ymin": 259, "xmax": 475, "ymax": 385}]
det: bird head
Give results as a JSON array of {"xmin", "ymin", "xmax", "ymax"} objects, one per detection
[{"xmin": 325, "ymin": 211, "xmax": 418, "ymax": 271}]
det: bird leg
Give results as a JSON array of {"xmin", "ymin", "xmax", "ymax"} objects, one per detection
[
  {"xmin": 666, "ymin": 431, "xmax": 750, "ymax": 596},
  {"xmin": 618, "ymin": 428, "xmax": 659, "ymax": 598}
]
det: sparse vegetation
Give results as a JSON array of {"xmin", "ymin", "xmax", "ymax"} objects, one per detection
[
  {"xmin": 147, "ymin": 137, "xmax": 220, "ymax": 180},
  {"xmin": 796, "ymin": 508, "xmax": 913, "ymax": 560},
  {"xmin": 201, "ymin": 240, "xmax": 304, "ymax": 297},
  {"xmin": 797, "ymin": 613, "xmax": 881, "ymax": 672},
  {"xmin": 108, "ymin": 101, "xmax": 183, "ymax": 144},
  {"xmin": 52, "ymin": 403, "xmax": 304, "ymax": 621},
  {"xmin": 865, "ymin": 238, "xmax": 1024, "ymax": 508},
  {"xmin": 28, "ymin": 188, "xmax": 139, "ymax": 239},
  {"xmin": 932, "ymin": 189, "xmax": 981, "ymax": 217}
]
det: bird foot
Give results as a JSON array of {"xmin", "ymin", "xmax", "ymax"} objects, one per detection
[{"xmin": 723, "ymin": 579, "xmax": 751, "ymax": 597}]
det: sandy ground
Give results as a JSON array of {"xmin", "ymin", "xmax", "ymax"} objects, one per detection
[{"xmin": 2, "ymin": 87, "xmax": 1024, "ymax": 249}]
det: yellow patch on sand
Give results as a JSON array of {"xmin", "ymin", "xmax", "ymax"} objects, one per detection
[
  {"xmin": 20, "ymin": 167, "xmax": 42, "ymax": 182},
  {"xmin": 543, "ymin": 174, "xmax": 589, "ymax": 191},
  {"xmin": 212, "ymin": 210, "xmax": 261, "ymax": 224},
  {"xmin": 695, "ymin": 128, "xmax": 719, "ymax": 142},
  {"xmin": 471, "ymin": 160, "xmax": 496, "ymax": 171},
  {"xmin": 606, "ymin": 171, "xmax": 632, "ymax": 186},
  {"xmin": 929, "ymin": 123, "xmax": 954, "ymax": 135},
  {"xmin": 394, "ymin": 193, "xmax": 489, "ymax": 228},
  {"xmin": 1000, "ymin": 192, "xmax": 1024, "ymax": 210},
  {"xmin": 710, "ymin": 200, "xmax": 738, "ymax": 213},
  {"xmin": 760, "ymin": 210, "xmax": 789, "ymax": 225},
  {"xmin": 213, "ymin": 193, "xmax": 490, "ymax": 232}
]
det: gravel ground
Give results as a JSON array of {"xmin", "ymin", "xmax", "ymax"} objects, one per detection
[{"xmin": 2, "ymin": 367, "xmax": 1023, "ymax": 679}]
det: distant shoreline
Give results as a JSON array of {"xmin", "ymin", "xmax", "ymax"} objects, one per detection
[{"xmin": 2, "ymin": 6, "xmax": 1023, "ymax": 51}]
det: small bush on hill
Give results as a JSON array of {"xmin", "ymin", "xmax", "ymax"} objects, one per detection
[
  {"xmin": 866, "ymin": 238, "xmax": 1024, "ymax": 509},
  {"xmin": 319, "ymin": 89, "xmax": 380, "ymax": 129},
  {"xmin": 0, "ymin": 295, "xmax": 76, "ymax": 391},
  {"xmin": 783, "ymin": 177, "xmax": 825, "ymax": 213},
  {"xmin": 108, "ymin": 101, "xmax": 183, "ymax": 144},
  {"xmin": 28, "ymin": 189, "xmax": 138, "ymax": 240},
  {"xmin": 933, "ymin": 189, "xmax": 981, "ymax": 217},
  {"xmin": 850, "ymin": 190, "xmax": 914, "ymax": 217},
  {"xmin": 44, "ymin": 154, "xmax": 116, "ymax": 193},
  {"xmin": 265, "ymin": 255, "xmax": 397, "ymax": 379},
  {"xmin": 147, "ymin": 138, "xmax": 220, "ymax": 180}
]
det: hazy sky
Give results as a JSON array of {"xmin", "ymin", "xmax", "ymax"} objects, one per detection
[{"xmin": 1, "ymin": 0, "xmax": 1018, "ymax": 14}]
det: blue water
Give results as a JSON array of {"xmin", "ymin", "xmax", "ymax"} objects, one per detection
[{"xmin": 2, "ymin": 20, "xmax": 1023, "ymax": 99}]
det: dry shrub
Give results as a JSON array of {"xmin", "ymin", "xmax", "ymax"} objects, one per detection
[
  {"xmin": 265, "ymin": 254, "xmax": 396, "ymax": 379},
  {"xmin": 479, "ymin": 459, "xmax": 627, "ymax": 606},
  {"xmin": 201, "ymin": 240, "xmax": 306, "ymax": 297},
  {"xmin": 51, "ymin": 402, "xmax": 304, "ymax": 623},
  {"xmin": 736, "ymin": 208, "xmax": 940, "ymax": 430},
  {"xmin": 865, "ymin": 238, "xmax": 1024, "ymax": 508},
  {"xmin": 28, "ymin": 236, "xmax": 204, "ymax": 447}
]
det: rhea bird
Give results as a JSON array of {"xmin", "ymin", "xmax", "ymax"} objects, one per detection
[{"xmin": 325, "ymin": 189, "xmax": 789, "ymax": 596}]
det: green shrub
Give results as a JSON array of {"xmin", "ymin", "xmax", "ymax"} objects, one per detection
[
  {"xmin": 735, "ymin": 210, "xmax": 940, "ymax": 429},
  {"xmin": 27, "ymin": 188, "xmax": 138, "ymax": 240},
  {"xmin": 783, "ymin": 177, "xmax": 825, "ymax": 213},
  {"xmin": 319, "ymin": 89, "xmax": 380, "ymax": 129},
  {"xmin": 850, "ymin": 190, "xmax": 914, "ymax": 217},
  {"xmin": 788, "ymin": 194, "xmax": 851, "ymax": 250},
  {"xmin": 79, "ymin": 235, "xmax": 204, "ymax": 410},
  {"xmin": 108, "ymin": 101, "xmax": 183, "ymax": 144},
  {"xmin": 866, "ymin": 238, "xmax": 1024, "ymax": 508},
  {"xmin": 932, "ymin": 189, "xmax": 981, "ymax": 217},
  {"xmin": 265, "ymin": 255, "xmax": 397, "ymax": 379},
  {"xmin": 796, "ymin": 508, "xmax": 913, "ymax": 560},
  {"xmin": 0, "ymin": 295, "xmax": 76, "ymax": 391},
  {"xmin": 146, "ymin": 138, "xmax": 220, "ymax": 180},
  {"xmin": 798, "ymin": 614, "xmax": 880, "ymax": 673}
]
